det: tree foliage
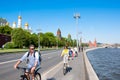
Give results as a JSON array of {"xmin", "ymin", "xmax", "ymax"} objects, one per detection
[
  {"xmin": 11, "ymin": 28, "xmax": 29, "ymax": 48},
  {"xmin": 0, "ymin": 25, "xmax": 12, "ymax": 35},
  {"xmin": 2, "ymin": 27, "xmax": 77, "ymax": 48}
]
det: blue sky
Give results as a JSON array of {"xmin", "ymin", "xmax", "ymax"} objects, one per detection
[{"xmin": 0, "ymin": 0, "xmax": 120, "ymax": 44}]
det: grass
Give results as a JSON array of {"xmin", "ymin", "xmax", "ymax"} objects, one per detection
[
  {"xmin": 0, "ymin": 49, "xmax": 28, "ymax": 53},
  {"xmin": 0, "ymin": 47, "xmax": 58, "ymax": 53}
]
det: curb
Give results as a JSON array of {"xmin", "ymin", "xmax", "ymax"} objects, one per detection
[{"xmin": 83, "ymin": 48, "xmax": 100, "ymax": 80}]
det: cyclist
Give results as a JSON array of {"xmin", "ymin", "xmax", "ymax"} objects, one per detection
[
  {"xmin": 14, "ymin": 44, "xmax": 40, "ymax": 80},
  {"xmin": 61, "ymin": 46, "xmax": 69, "ymax": 67}
]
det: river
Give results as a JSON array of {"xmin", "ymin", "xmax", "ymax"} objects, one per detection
[{"xmin": 87, "ymin": 48, "xmax": 120, "ymax": 80}]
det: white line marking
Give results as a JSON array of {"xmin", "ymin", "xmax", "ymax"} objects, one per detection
[{"xmin": 0, "ymin": 59, "xmax": 18, "ymax": 65}]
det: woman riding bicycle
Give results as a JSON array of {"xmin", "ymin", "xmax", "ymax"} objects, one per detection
[
  {"xmin": 61, "ymin": 46, "xmax": 69, "ymax": 67},
  {"xmin": 14, "ymin": 44, "xmax": 40, "ymax": 80}
]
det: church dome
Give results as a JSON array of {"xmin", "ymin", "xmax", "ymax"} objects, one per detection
[
  {"xmin": 18, "ymin": 16, "xmax": 22, "ymax": 19},
  {"xmin": 25, "ymin": 23, "xmax": 29, "ymax": 26}
]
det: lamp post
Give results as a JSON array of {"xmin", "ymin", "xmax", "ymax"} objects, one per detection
[
  {"xmin": 37, "ymin": 29, "xmax": 41, "ymax": 52},
  {"xmin": 74, "ymin": 13, "xmax": 80, "ymax": 52},
  {"xmin": 56, "ymin": 38, "xmax": 58, "ymax": 49},
  {"xmin": 78, "ymin": 32, "xmax": 82, "ymax": 47}
]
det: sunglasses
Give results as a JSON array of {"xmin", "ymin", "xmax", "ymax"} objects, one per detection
[{"xmin": 30, "ymin": 48, "xmax": 34, "ymax": 50}]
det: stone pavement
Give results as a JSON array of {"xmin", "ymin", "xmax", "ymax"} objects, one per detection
[{"xmin": 42, "ymin": 52, "xmax": 87, "ymax": 80}]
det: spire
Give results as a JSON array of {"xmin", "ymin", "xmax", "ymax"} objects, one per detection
[{"xmin": 57, "ymin": 28, "xmax": 61, "ymax": 40}]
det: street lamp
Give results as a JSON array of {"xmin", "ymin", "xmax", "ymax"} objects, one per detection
[
  {"xmin": 74, "ymin": 13, "xmax": 80, "ymax": 52},
  {"xmin": 37, "ymin": 29, "xmax": 41, "ymax": 52}
]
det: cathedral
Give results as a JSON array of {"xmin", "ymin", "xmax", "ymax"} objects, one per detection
[{"xmin": 12, "ymin": 15, "xmax": 32, "ymax": 33}]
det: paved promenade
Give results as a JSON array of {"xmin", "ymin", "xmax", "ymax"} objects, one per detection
[{"xmin": 42, "ymin": 52, "xmax": 88, "ymax": 80}]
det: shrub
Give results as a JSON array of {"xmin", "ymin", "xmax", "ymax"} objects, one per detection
[{"xmin": 4, "ymin": 42, "xmax": 16, "ymax": 49}]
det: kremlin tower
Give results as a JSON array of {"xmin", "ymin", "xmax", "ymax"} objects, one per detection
[
  {"xmin": 17, "ymin": 16, "xmax": 22, "ymax": 28},
  {"xmin": 57, "ymin": 28, "xmax": 62, "ymax": 40},
  {"xmin": 89, "ymin": 39, "xmax": 97, "ymax": 48}
]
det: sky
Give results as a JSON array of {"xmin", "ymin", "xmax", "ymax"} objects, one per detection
[{"xmin": 0, "ymin": 0, "xmax": 120, "ymax": 44}]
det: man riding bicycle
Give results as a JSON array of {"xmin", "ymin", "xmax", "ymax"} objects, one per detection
[
  {"xmin": 14, "ymin": 44, "xmax": 40, "ymax": 80},
  {"xmin": 61, "ymin": 46, "xmax": 69, "ymax": 67}
]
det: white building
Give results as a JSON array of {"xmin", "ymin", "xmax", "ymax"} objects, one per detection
[{"xmin": 12, "ymin": 22, "xmax": 16, "ymax": 28}]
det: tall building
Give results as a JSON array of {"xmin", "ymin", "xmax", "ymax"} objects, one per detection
[
  {"xmin": 12, "ymin": 22, "xmax": 16, "ymax": 28},
  {"xmin": 57, "ymin": 28, "xmax": 61, "ymax": 40},
  {"xmin": 17, "ymin": 16, "xmax": 22, "ymax": 28}
]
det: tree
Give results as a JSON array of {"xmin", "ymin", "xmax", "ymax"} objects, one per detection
[
  {"xmin": 0, "ymin": 25, "xmax": 12, "ymax": 35},
  {"xmin": 24, "ymin": 30, "xmax": 31, "ymax": 47},
  {"xmin": 44, "ymin": 32, "xmax": 56, "ymax": 47},
  {"xmin": 12, "ymin": 28, "xmax": 28, "ymax": 48},
  {"xmin": 39, "ymin": 33, "xmax": 44, "ymax": 48},
  {"xmin": 30, "ymin": 33, "xmax": 38, "ymax": 47}
]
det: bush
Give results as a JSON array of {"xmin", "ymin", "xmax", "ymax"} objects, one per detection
[{"xmin": 4, "ymin": 42, "xmax": 16, "ymax": 49}]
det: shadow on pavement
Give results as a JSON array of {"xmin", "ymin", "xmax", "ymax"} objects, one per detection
[
  {"xmin": 66, "ymin": 67, "xmax": 72, "ymax": 73},
  {"xmin": 47, "ymin": 78, "xmax": 56, "ymax": 80}
]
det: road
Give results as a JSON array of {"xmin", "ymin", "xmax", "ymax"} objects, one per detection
[
  {"xmin": 0, "ymin": 49, "xmax": 87, "ymax": 80},
  {"xmin": 42, "ymin": 52, "xmax": 87, "ymax": 80},
  {"xmin": 0, "ymin": 49, "xmax": 63, "ymax": 80}
]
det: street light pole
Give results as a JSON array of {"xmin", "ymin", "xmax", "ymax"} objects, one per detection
[
  {"xmin": 78, "ymin": 32, "xmax": 82, "ymax": 47},
  {"xmin": 74, "ymin": 13, "xmax": 80, "ymax": 52},
  {"xmin": 37, "ymin": 29, "xmax": 41, "ymax": 52}
]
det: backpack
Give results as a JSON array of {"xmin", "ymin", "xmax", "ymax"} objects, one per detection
[{"xmin": 27, "ymin": 50, "xmax": 42, "ymax": 64}]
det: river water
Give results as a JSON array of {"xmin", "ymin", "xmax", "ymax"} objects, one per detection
[{"xmin": 87, "ymin": 48, "xmax": 120, "ymax": 80}]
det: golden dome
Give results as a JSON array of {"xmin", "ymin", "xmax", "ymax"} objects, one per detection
[
  {"xmin": 18, "ymin": 16, "xmax": 22, "ymax": 19},
  {"xmin": 25, "ymin": 23, "xmax": 29, "ymax": 26}
]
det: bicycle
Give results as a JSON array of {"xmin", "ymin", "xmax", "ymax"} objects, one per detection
[
  {"xmin": 63, "ymin": 63, "xmax": 68, "ymax": 75},
  {"xmin": 17, "ymin": 66, "xmax": 41, "ymax": 80}
]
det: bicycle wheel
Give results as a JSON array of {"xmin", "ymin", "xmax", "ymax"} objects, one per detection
[
  {"xmin": 35, "ymin": 73, "xmax": 41, "ymax": 80},
  {"xmin": 63, "ymin": 66, "xmax": 66, "ymax": 75}
]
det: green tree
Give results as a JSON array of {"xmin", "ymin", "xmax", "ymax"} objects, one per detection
[
  {"xmin": 39, "ymin": 33, "xmax": 44, "ymax": 48},
  {"xmin": 44, "ymin": 32, "xmax": 56, "ymax": 47},
  {"xmin": 24, "ymin": 30, "xmax": 31, "ymax": 47},
  {"xmin": 0, "ymin": 25, "xmax": 12, "ymax": 35},
  {"xmin": 12, "ymin": 28, "xmax": 27, "ymax": 48},
  {"xmin": 30, "ymin": 33, "xmax": 38, "ymax": 47}
]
